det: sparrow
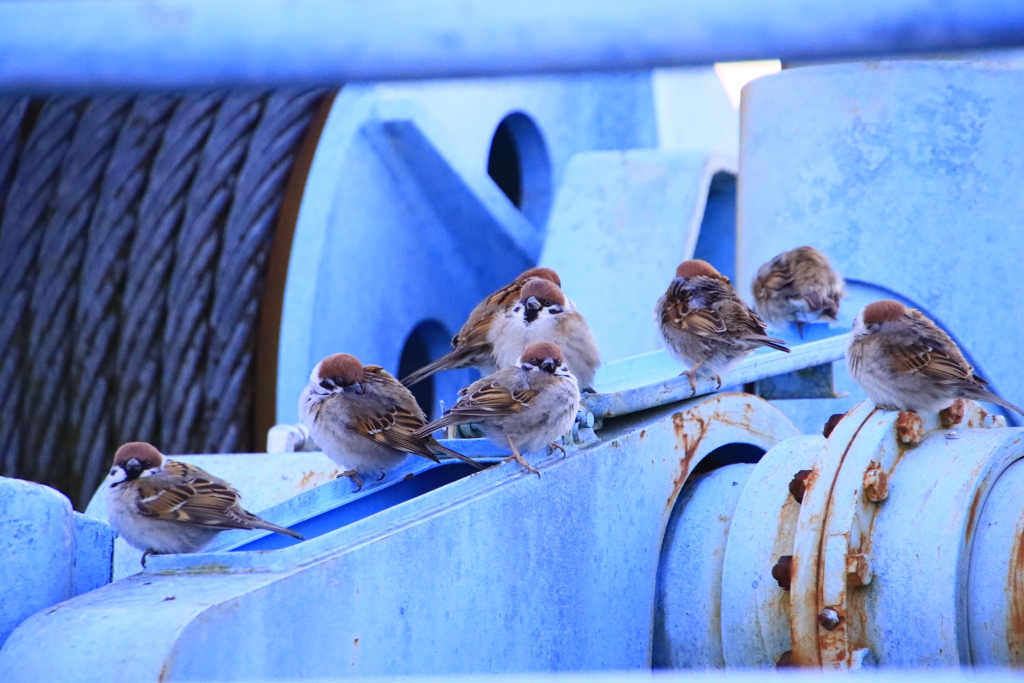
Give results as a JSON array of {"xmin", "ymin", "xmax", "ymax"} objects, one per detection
[
  {"xmin": 752, "ymin": 246, "xmax": 845, "ymax": 334},
  {"xmin": 401, "ymin": 267, "xmax": 563, "ymax": 387},
  {"xmin": 490, "ymin": 278, "xmax": 601, "ymax": 391},
  {"xmin": 656, "ymin": 259, "xmax": 790, "ymax": 390},
  {"xmin": 847, "ymin": 299, "xmax": 1024, "ymax": 416},
  {"xmin": 415, "ymin": 342, "xmax": 581, "ymax": 475},
  {"xmin": 749, "ymin": 245, "xmax": 843, "ymax": 333},
  {"xmin": 105, "ymin": 441, "xmax": 304, "ymax": 566},
  {"xmin": 300, "ymin": 353, "xmax": 483, "ymax": 490}
]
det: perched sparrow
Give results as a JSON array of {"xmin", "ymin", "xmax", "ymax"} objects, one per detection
[
  {"xmin": 300, "ymin": 353, "xmax": 483, "ymax": 489},
  {"xmin": 491, "ymin": 278, "xmax": 601, "ymax": 391},
  {"xmin": 402, "ymin": 267, "xmax": 562, "ymax": 387},
  {"xmin": 847, "ymin": 300, "xmax": 1024, "ymax": 416},
  {"xmin": 752, "ymin": 246, "xmax": 845, "ymax": 333},
  {"xmin": 105, "ymin": 442, "xmax": 303, "ymax": 566},
  {"xmin": 656, "ymin": 259, "xmax": 789, "ymax": 390},
  {"xmin": 415, "ymin": 342, "xmax": 580, "ymax": 475}
]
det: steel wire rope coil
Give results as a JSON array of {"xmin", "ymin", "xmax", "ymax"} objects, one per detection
[
  {"xmin": 202, "ymin": 88, "xmax": 327, "ymax": 453},
  {"xmin": 0, "ymin": 98, "xmax": 87, "ymax": 478},
  {"xmin": 0, "ymin": 98, "xmax": 30, "ymax": 226},
  {"xmin": 114, "ymin": 93, "xmax": 224, "ymax": 452},
  {"xmin": 25, "ymin": 97, "xmax": 134, "ymax": 485},
  {"xmin": 69, "ymin": 95, "xmax": 178, "ymax": 503},
  {"xmin": 161, "ymin": 92, "xmax": 268, "ymax": 455}
]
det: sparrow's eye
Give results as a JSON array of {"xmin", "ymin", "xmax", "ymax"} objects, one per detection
[
  {"xmin": 541, "ymin": 299, "xmax": 553, "ymax": 307},
  {"xmin": 319, "ymin": 379, "xmax": 335, "ymax": 391}
]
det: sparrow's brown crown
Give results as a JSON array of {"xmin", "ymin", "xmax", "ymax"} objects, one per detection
[
  {"xmin": 522, "ymin": 342, "xmax": 564, "ymax": 367},
  {"xmin": 675, "ymin": 259, "xmax": 721, "ymax": 279},
  {"xmin": 318, "ymin": 353, "xmax": 366, "ymax": 385},
  {"xmin": 862, "ymin": 300, "xmax": 907, "ymax": 326},
  {"xmin": 113, "ymin": 441, "xmax": 164, "ymax": 469},
  {"xmin": 519, "ymin": 279, "xmax": 566, "ymax": 305},
  {"xmin": 515, "ymin": 267, "xmax": 561, "ymax": 288}
]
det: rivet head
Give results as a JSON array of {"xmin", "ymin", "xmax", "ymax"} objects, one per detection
[
  {"xmin": 789, "ymin": 469, "xmax": 812, "ymax": 504},
  {"xmin": 895, "ymin": 411, "xmax": 924, "ymax": 445},
  {"xmin": 863, "ymin": 467, "xmax": 888, "ymax": 502},
  {"xmin": 775, "ymin": 651, "xmax": 796, "ymax": 668},
  {"xmin": 823, "ymin": 413, "xmax": 845, "ymax": 438},
  {"xmin": 939, "ymin": 399, "xmax": 965, "ymax": 429},
  {"xmin": 818, "ymin": 607, "xmax": 841, "ymax": 631},
  {"xmin": 771, "ymin": 555, "xmax": 793, "ymax": 591}
]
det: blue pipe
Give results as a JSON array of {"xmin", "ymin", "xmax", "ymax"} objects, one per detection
[{"xmin": 1, "ymin": 0, "xmax": 1023, "ymax": 92}]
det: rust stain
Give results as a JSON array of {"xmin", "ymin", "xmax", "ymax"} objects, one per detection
[
  {"xmin": 666, "ymin": 411, "xmax": 711, "ymax": 511},
  {"xmin": 639, "ymin": 429, "xmax": 647, "ymax": 440},
  {"xmin": 354, "ymin": 637, "xmax": 360, "ymax": 648},
  {"xmin": 298, "ymin": 470, "xmax": 320, "ymax": 490},
  {"xmin": 966, "ymin": 489, "xmax": 985, "ymax": 540},
  {"xmin": 1007, "ymin": 511, "xmax": 1024, "ymax": 663}
]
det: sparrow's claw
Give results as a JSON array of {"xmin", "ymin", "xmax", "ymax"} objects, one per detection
[
  {"xmin": 504, "ymin": 438, "xmax": 540, "ymax": 476},
  {"xmin": 549, "ymin": 441, "xmax": 567, "ymax": 457},
  {"xmin": 141, "ymin": 550, "xmax": 159, "ymax": 568},
  {"xmin": 502, "ymin": 452, "xmax": 540, "ymax": 476},
  {"xmin": 337, "ymin": 469, "xmax": 363, "ymax": 492},
  {"xmin": 679, "ymin": 370, "xmax": 698, "ymax": 392}
]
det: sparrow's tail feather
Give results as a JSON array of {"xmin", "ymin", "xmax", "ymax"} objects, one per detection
[
  {"xmin": 973, "ymin": 388, "xmax": 1024, "ymax": 417},
  {"xmin": 754, "ymin": 335, "xmax": 791, "ymax": 353},
  {"xmin": 250, "ymin": 518, "xmax": 305, "ymax": 540},
  {"xmin": 402, "ymin": 353, "xmax": 461, "ymax": 387},
  {"xmin": 414, "ymin": 414, "xmax": 466, "ymax": 439},
  {"xmin": 428, "ymin": 439, "xmax": 486, "ymax": 470}
]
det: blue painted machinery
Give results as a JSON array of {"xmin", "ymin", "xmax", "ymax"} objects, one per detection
[{"xmin": 3, "ymin": 3, "xmax": 1024, "ymax": 680}]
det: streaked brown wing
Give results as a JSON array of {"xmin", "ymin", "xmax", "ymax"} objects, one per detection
[
  {"xmin": 449, "ymin": 382, "xmax": 538, "ymax": 420},
  {"xmin": 134, "ymin": 476, "xmax": 197, "ymax": 520},
  {"xmin": 891, "ymin": 340, "xmax": 973, "ymax": 385},
  {"xmin": 353, "ymin": 403, "xmax": 438, "ymax": 459}
]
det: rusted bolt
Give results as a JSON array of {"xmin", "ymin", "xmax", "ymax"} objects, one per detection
[
  {"xmin": 817, "ymin": 607, "xmax": 841, "ymax": 631},
  {"xmin": 846, "ymin": 553, "xmax": 872, "ymax": 587},
  {"xmin": 789, "ymin": 469, "xmax": 812, "ymax": 504},
  {"xmin": 939, "ymin": 399, "xmax": 965, "ymax": 429},
  {"xmin": 775, "ymin": 651, "xmax": 795, "ymax": 668},
  {"xmin": 863, "ymin": 466, "xmax": 888, "ymax": 502},
  {"xmin": 895, "ymin": 411, "xmax": 924, "ymax": 445},
  {"xmin": 822, "ymin": 413, "xmax": 845, "ymax": 438},
  {"xmin": 771, "ymin": 555, "xmax": 793, "ymax": 591}
]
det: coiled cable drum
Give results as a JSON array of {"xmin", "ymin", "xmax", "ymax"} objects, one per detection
[{"xmin": 0, "ymin": 89, "xmax": 330, "ymax": 507}]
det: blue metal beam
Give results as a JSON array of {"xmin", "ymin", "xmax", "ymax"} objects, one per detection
[{"xmin": 1, "ymin": 1, "xmax": 1024, "ymax": 92}]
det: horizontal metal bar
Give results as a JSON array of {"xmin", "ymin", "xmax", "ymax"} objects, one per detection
[
  {"xmin": 1, "ymin": 1, "xmax": 1024, "ymax": 92},
  {"xmin": 583, "ymin": 334, "xmax": 850, "ymax": 419}
]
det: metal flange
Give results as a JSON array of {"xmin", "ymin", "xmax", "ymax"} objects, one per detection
[{"xmin": 790, "ymin": 399, "xmax": 1012, "ymax": 667}]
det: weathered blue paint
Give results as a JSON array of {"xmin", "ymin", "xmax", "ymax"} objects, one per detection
[
  {"xmin": 0, "ymin": 394, "xmax": 799, "ymax": 681},
  {"xmin": 654, "ymin": 463, "xmax": 755, "ymax": 668},
  {"xmin": 1, "ymin": 1, "xmax": 1024, "ymax": 91},
  {"xmin": 539, "ymin": 150, "xmax": 736, "ymax": 363},
  {"xmin": 0, "ymin": 478, "xmax": 113, "ymax": 649},
  {"xmin": 737, "ymin": 61, "xmax": 1024, "ymax": 427}
]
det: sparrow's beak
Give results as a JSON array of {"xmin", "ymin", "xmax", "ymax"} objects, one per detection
[
  {"xmin": 124, "ymin": 458, "xmax": 144, "ymax": 480},
  {"xmin": 541, "ymin": 359, "xmax": 556, "ymax": 373},
  {"xmin": 345, "ymin": 381, "xmax": 364, "ymax": 394},
  {"xmin": 525, "ymin": 296, "xmax": 542, "ymax": 312}
]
